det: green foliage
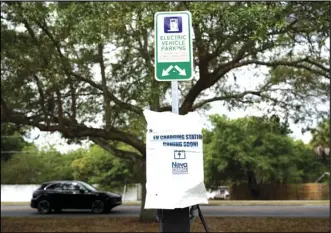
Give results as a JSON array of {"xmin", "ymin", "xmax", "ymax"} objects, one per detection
[
  {"xmin": 38, "ymin": 147, "xmax": 80, "ymax": 182},
  {"xmin": 1, "ymin": 144, "xmax": 43, "ymax": 184},
  {"xmin": 1, "ymin": 143, "xmax": 138, "ymax": 189},
  {"xmin": 309, "ymin": 117, "xmax": 330, "ymax": 161},
  {"xmin": 292, "ymin": 140, "xmax": 328, "ymax": 183},
  {"xmin": 203, "ymin": 115, "xmax": 328, "ymax": 188},
  {"xmin": 0, "ymin": 145, "xmax": 77, "ymax": 184},
  {"xmin": 71, "ymin": 144, "xmax": 139, "ymax": 190},
  {"xmin": 1, "ymin": 123, "xmax": 32, "ymax": 161},
  {"xmin": 310, "ymin": 117, "xmax": 330, "ymax": 148}
]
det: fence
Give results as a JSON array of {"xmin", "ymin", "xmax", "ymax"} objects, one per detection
[{"xmin": 230, "ymin": 183, "xmax": 330, "ymax": 200}]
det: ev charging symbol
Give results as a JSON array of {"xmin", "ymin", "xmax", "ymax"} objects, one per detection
[
  {"xmin": 174, "ymin": 150, "xmax": 186, "ymax": 159},
  {"xmin": 164, "ymin": 17, "xmax": 183, "ymax": 33}
]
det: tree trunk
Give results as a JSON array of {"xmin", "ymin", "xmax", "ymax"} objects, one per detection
[
  {"xmin": 247, "ymin": 171, "xmax": 260, "ymax": 200},
  {"xmin": 138, "ymin": 160, "xmax": 156, "ymax": 222}
]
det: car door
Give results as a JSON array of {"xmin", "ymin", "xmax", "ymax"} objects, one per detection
[
  {"xmin": 61, "ymin": 182, "xmax": 82, "ymax": 209},
  {"xmin": 75, "ymin": 183, "xmax": 96, "ymax": 209},
  {"xmin": 44, "ymin": 182, "xmax": 65, "ymax": 208},
  {"xmin": 62, "ymin": 182, "xmax": 94, "ymax": 209}
]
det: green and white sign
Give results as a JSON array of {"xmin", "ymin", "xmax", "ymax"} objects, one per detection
[{"xmin": 154, "ymin": 11, "xmax": 193, "ymax": 81}]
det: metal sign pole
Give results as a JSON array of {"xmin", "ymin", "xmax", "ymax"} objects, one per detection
[
  {"xmin": 158, "ymin": 80, "xmax": 190, "ymax": 232},
  {"xmin": 154, "ymin": 10, "xmax": 194, "ymax": 233},
  {"xmin": 171, "ymin": 81, "xmax": 179, "ymax": 114}
]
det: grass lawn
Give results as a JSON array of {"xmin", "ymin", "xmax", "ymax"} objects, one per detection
[
  {"xmin": 1, "ymin": 217, "xmax": 329, "ymax": 232},
  {"xmin": 206, "ymin": 200, "xmax": 330, "ymax": 206}
]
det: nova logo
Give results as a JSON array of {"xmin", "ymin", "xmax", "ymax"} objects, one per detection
[{"xmin": 172, "ymin": 162, "xmax": 188, "ymax": 174}]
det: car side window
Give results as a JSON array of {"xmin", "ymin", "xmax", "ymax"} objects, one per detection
[
  {"xmin": 63, "ymin": 183, "xmax": 75, "ymax": 190},
  {"xmin": 63, "ymin": 182, "xmax": 83, "ymax": 191},
  {"xmin": 45, "ymin": 183, "xmax": 63, "ymax": 190}
]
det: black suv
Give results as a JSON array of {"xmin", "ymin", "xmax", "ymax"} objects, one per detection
[{"xmin": 30, "ymin": 180, "xmax": 122, "ymax": 214}]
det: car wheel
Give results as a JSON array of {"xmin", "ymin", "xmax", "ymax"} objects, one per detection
[
  {"xmin": 91, "ymin": 200, "xmax": 105, "ymax": 214},
  {"xmin": 225, "ymin": 195, "xmax": 230, "ymax": 200},
  {"xmin": 38, "ymin": 199, "xmax": 52, "ymax": 214}
]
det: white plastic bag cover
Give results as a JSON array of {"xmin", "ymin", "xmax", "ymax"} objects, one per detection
[{"xmin": 143, "ymin": 110, "xmax": 208, "ymax": 209}]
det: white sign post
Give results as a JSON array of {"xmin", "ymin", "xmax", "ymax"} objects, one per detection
[
  {"xmin": 154, "ymin": 11, "xmax": 194, "ymax": 115},
  {"xmin": 147, "ymin": 11, "xmax": 208, "ymax": 232}
]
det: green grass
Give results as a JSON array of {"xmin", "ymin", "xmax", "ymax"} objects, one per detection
[
  {"xmin": 2, "ymin": 200, "xmax": 329, "ymax": 206},
  {"xmin": 206, "ymin": 200, "xmax": 330, "ymax": 206}
]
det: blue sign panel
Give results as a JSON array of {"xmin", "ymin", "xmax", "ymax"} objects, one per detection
[{"xmin": 164, "ymin": 16, "xmax": 182, "ymax": 33}]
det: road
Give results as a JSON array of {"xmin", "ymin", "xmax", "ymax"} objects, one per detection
[{"xmin": 1, "ymin": 205, "xmax": 329, "ymax": 218}]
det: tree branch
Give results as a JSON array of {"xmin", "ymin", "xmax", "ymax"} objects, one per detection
[
  {"xmin": 21, "ymin": 18, "xmax": 49, "ymax": 68},
  {"xmin": 1, "ymin": 95, "xmax": 10, "ymax": 122},
  {"xmin": 192, "ymin": 90, "xmax": 262, "ymax": 110},
  {"xmin": 209, "ymin": 40, "xmax": 257, "ymax": 83},
  {"xmin": 98, "ymin": 43, "xmax": 112, "ymax": 129},
  {"xmin": 32, "ymin": 75, "xmax": 47, "ymax": 119},
  {"xmin": 179, "ymin": 39, "xmax": 256, "ymax": 115},
  {"xmin": 239, "ymin": 59, "xmax": 330, "ymax": 79},
  {"xmin": 131, "ymin": 18, "xmax": 160, "ymax": 111},
  {"xmin": 55, "ymin": 88, "xmax": 64, "ymax": 129},
  {"xmin": 159, "ymin": 88, "xmax": 263, "ymax": 113},
  {"xmin": 69, "ymin": 78, "xmax": 76, "ymax": 121},
  {"xmin": 176, "ymin": 55, "xmax": 329, "ymax": 114},
  {"xmin": 1, "ymin": 108, "xmax": 146, "ymax": 156},
  {"xmin": 91, "ymin": 137, "xmax": 143, "ymax": 162},
  {"xmin": 304, "ymin": 57, "xmax": 329, "ymax": 73},
  {"xmin": 35, "ymin": 19, "xmax": 144, "ymax": 116},
  {"xmin": 206, "ymin": 31, "xmax": 241, "ymax": 62}
]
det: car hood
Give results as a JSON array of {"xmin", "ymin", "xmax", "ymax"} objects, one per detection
[
  {"xmin": 107, "ymin": 191, "xmax": 121, "ymax": 197},
  {"xmin": 97, "ymin": 191, "xmax": 121, "ymax": 198}
]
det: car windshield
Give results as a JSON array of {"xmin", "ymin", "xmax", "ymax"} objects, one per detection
[
  {"xmin": 38, "ymin": 183, "xmax": 50, "ymax": 190},
  {"xmin": 79, "ymin": 182, "xmax": 98, "ymax": 191}
]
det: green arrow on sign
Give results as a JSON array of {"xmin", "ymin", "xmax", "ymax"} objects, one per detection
[
  {"xmin": 174, "ymin": 65, "xmax": 186, "ymax": 76},
  {"xmin": 162, "ymin": 65, "xmax": 174, "ymax": 76},
  {"xmin": 154, "ymin": 11, "xmax": 193, "ymax": 81}
]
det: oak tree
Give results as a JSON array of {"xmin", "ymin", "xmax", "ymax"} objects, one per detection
[{"xmin": 1, "ymin": 2, "xmax": 329, "ymax": 220}]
